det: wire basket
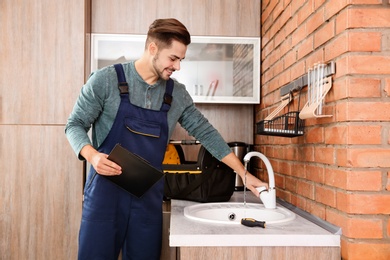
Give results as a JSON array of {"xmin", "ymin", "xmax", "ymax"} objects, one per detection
[{"xmin": 256, "ymin": 111, "xmax": 304, "ymax": 137}]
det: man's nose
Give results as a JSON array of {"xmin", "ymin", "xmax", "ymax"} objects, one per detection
[{"xmin": 173, "ymin": 60, "xmax": 181, "ymax": 71}]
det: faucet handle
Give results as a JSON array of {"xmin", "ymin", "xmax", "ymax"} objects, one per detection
[{"xmin": 256, "ymin": 186, "xmax": 267, "ymax": 194}]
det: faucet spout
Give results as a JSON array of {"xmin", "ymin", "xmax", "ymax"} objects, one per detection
[{"xmin": 243, "ymin": 151, "xmax": 276, "ymax": 209}]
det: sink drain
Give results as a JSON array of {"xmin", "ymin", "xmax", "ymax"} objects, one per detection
[{"xmin": 228, "ymin": 212, "xmax": 236, "ymax": 221}]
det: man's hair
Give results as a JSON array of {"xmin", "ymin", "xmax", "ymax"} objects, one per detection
[{"xmin": 146, "ymin": 18, "xmax": 191, "ymax": 50}]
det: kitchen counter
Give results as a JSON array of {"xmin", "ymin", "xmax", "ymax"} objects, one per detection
[{"xmin": 169, "ymin": 192, "xmax": 341, "ymax": 247}]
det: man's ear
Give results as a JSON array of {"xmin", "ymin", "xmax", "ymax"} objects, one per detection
[{"xmin": 148, "ymin": 42, "xmax": 158, "ymax": 56}]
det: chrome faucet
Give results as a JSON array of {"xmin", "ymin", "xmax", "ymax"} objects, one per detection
[{"xmin": 243, "ymin": 151, "xmax": 276, "ymax": 209}]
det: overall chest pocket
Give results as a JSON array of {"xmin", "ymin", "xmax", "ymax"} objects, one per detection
[{"xmin": 124, "ymin": 116, "xmax": 161, "ymax": 138}]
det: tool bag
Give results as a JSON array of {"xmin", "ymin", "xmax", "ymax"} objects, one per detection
[{"xmin": 163, "ymin": 143, "xmax": 236, "ymax": 203}]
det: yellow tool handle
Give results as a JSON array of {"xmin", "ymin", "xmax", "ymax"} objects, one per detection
[{"xmin": 241, "ymin": 218, "xmax": 266, "ymax": 228}]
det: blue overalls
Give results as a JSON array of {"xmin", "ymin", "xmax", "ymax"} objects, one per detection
[{"xmin": 78, "ymin": 64, "xmax": 173, "ymax": 260}]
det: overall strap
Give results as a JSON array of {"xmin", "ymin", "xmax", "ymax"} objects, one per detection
[
  {"xmin": 113, "ymin": 64, "xmax": 129, "ymax": 94},
  {"xmin": 160, "ymin": 79, "xmax": 174, "ymax": 112}
]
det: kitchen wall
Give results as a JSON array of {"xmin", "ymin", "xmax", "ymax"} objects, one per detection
[{"xmin": 258, "ymin": 1, "xmax": 390, "ymax": 259}]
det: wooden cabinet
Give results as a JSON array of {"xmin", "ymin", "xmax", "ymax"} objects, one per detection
[
  {"xmin": 178, "ymin": 247, "xmax": 340, "ymax": 260},
  {"xmin": 0, "ymin": 0, "xmax": 89, "ymax": 258}
]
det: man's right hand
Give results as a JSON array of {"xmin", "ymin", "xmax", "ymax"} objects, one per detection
[{"xmin": 81, "ymin": 145, "xmax": 122, "ymax": 176}]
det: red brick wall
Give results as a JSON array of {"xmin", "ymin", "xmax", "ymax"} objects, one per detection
[{"xmin": 258, "ymin": 1, "xmax": 390, "ymax": 259}]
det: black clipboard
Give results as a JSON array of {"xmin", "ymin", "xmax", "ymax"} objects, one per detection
[{"xmin": 105, "ymin": 144, "xmax": 164, "ymax": 198}]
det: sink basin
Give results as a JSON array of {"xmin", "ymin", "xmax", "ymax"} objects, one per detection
[{"xmin": 184, "ymin": 202, "xmax": 295, "ymax": 225}]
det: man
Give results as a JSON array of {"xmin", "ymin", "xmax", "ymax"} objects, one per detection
[{"xmin": 65, "ymin": 18, "xmax": 267, "ymax": 259}]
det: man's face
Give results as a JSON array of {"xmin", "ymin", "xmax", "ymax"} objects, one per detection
[{"xmin": 152, "ymin": 40, "xmax": 187, "ymax": 80}]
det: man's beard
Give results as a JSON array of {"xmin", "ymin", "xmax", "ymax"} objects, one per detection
[{"xmin": 152, "ymin": 53, "xmax": 173, "ymax": 80}]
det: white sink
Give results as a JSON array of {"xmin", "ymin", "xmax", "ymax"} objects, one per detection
[{"xmin": 184, "ymin": 202, "xmax": 295, "ymax": 225}]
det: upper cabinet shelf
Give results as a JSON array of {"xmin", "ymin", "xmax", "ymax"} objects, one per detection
[{"xmin": 91, "ymin": 34, "xmax": 260, "ymax": 104}]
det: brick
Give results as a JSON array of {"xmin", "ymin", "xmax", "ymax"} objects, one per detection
[
  {"xmin": 387, "ymin": 171, "xmax": 390, "ymax": 191},
  {"xmin": 284, "ymin": 15, "xmax": 298, "ymax": 38},
  {"xmin": 269, "ymin": 21, "xmax": 281, "ymax": 41},
  {"xmin": 262, "ymin": 0, "xmax": 277, "ymax": 24},
  {"xmin": 261, "ymin": 27, "xmax": 271, "ymax": 47},
  {"xmin": 347, "ymin": 218, "xmax": 383, "ymax": 238},
  {"xmin": 297, "ymin": 0, "xmax": 312, "ymax": 25},
  {"xmin": 274, "ymin": 29, "xmax": 286, "ymax": 49},
  {"xmin": 291, "ymin": 0, "xmax": 306, "ymax": 16},
  {"xmin": 276, "ymin": 188, "xmax": 290, "ymax": 201},
  {"xmin": 314, "ymin": 146, "xmax": 335, "ymax": 165},
  {"xmin": 262, "ymin": 40, "xmax": 274, "ymax": 61},
  {"xmin": 279, "ymin": 36, "xmax": 293, "ymax": 57},
  {"xmin": 291, "ymin": 23, "xmax": 306, "ymax": 46},
  {"xmin": 290, "ymin": 59, "xmax": 306, "ymax": 80},
  {"xmin": 285, "ymin": 176, "xmax": 297, "ymax": 193},
  {"xmin": 306, "ymin": 199, "xmax": 326, "ymax": 219},
  {"xmin": 325, "ymin": 31, "xmax": 381, "ymax": 61},
  {"xmin": 341, "ymin": 239, "xmax": 390, "ymax": 260},
  {"xmin": 383, "ymin": 30, "xmax": 390, "ymax": 51},
  {"xmin": 347, "ymin": 8, "xmax": 390, "ymax": 29},
  {"xmin": 278, "ymin": 67, "xmax": 292, "ymax": 87},
  {"xmin": 349, "ymin": 31, "xmax": 381, "ymax": 52},
  {"xmin": 345, "ymin": 148, "xmax": 390, "ymax": 167},
  {"xmin": 327, "ymin": 210, "xmax": 383, "ymax": 239},
  {"xmin": 324, "ymin": 125, "xmax": 347, "ymax": 144},
  {"xmin": 325, "ymin": 33, "xmax": 348, "ymax": 61},
  {"xmin": 349, "ymin": 0, "xmax": 383, "ymax": 3},
  {"xmin": 274, "ymin": 172, "xmax": 285, "ymax": 188},
  {"xmin": 335, "ymin": 7, "xmax": 349, "ymax": 35},
  {"xmin": 292, "ymin": 163, "xmax": 306, "ymax": 179},
  {"xmin": 278, "ymin": 160, "xmax": 292, "ymax": 175},
  {"xmin": 296, "ymin": 179, "xmax": 315, "ymax": 199},
  {"xmin": 272, "ymin": 1, "xmax": 284, "ymax": 22},
  {"xmin": 305, "ymin": 126, "xmax": 324, "ymax": 143},
  {"xmin": 306, "ymin": 164, "xmax": 325, "ymax": 183},
  {"xmin": 324, "ymin": 0, "xmax": 349, "ymax": 21},
  {"xmin": 306, "ymin": 7, "xmax": 325, "ymax": 35},
  {"xmin": 325, "ymin": 168, "xmax": 348, "ymax": 189},
  {"xmin": 297, "ymin": 35, "xmax": 313, "ymax": 60},
  {"xmin": 305, "ymin": 48, "xmax": 324, "ymax": 69},
  {"xmin": 293, "ymin": 194, "xmax": 308, "ymax": 209},
  {"xmin": 283, "ymin": 49, "xmax": 296, "ymax": 69},
  {"xmin": 314, "ymin": 19, "xmax": 334, "ymax": 48},
  {"xmin": 324, "ymin": 31, "xmax": 382, "ymax": 60},
  {"xmin": 300, "ymin": 146, "xmax": 315, "ymax": 162},
  {"xmin": 315, "ymin": 185, "xmax": 336, "ymax": 207},
  {"xmin": 325, "ymin": 125, "xmax": 382, "ymax": 145},
  {"xmin": 337, "ymin": 192, "xmax": 390, "ymax": 214},
  {"xmin": 348, "ymin": 125, "xmax": 382, "ymax": 144},
  {"xmin": 336, "ymin": 56, "xmax": 390, "ymax": 76},
  {"xmin": 272, "ymin": 59, "xmax": 284, "ymax": 78},
  {"xmin": 284, "ymin": 146, "xmax": 299, "ymax": 161},
  {"xmin": 314, "ymin": 0, "xmax": 326, "ymax": 9},
  {"xmin": 332, "ymin": 77, "xmax": 381, "ymax": 100},
  {"xmin": 336, "ymin": 101, "xmax": 390, "ymax": 122},
  {"xmin": 324, "ymin": 168, "xmax": 382, "ymax": 191},
  {"xmin": 336, "ymin": 8, "xmax": 390, "ymax": 32},
  {"xmin": 388, "ymin": 217, "xmax": 390, "ymax": 237},
  {"xmin": 349, "ymin": 171, "xmax": 382, "ymax": 191},
  {"xmin": 385, "ymin": 78, "xmax": 390, "ymax": 98}
]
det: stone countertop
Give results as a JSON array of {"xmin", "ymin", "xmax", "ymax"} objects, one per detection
[{"xmin": 169, "ymin": 192, "xmax": 340, "ymax": 247}]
